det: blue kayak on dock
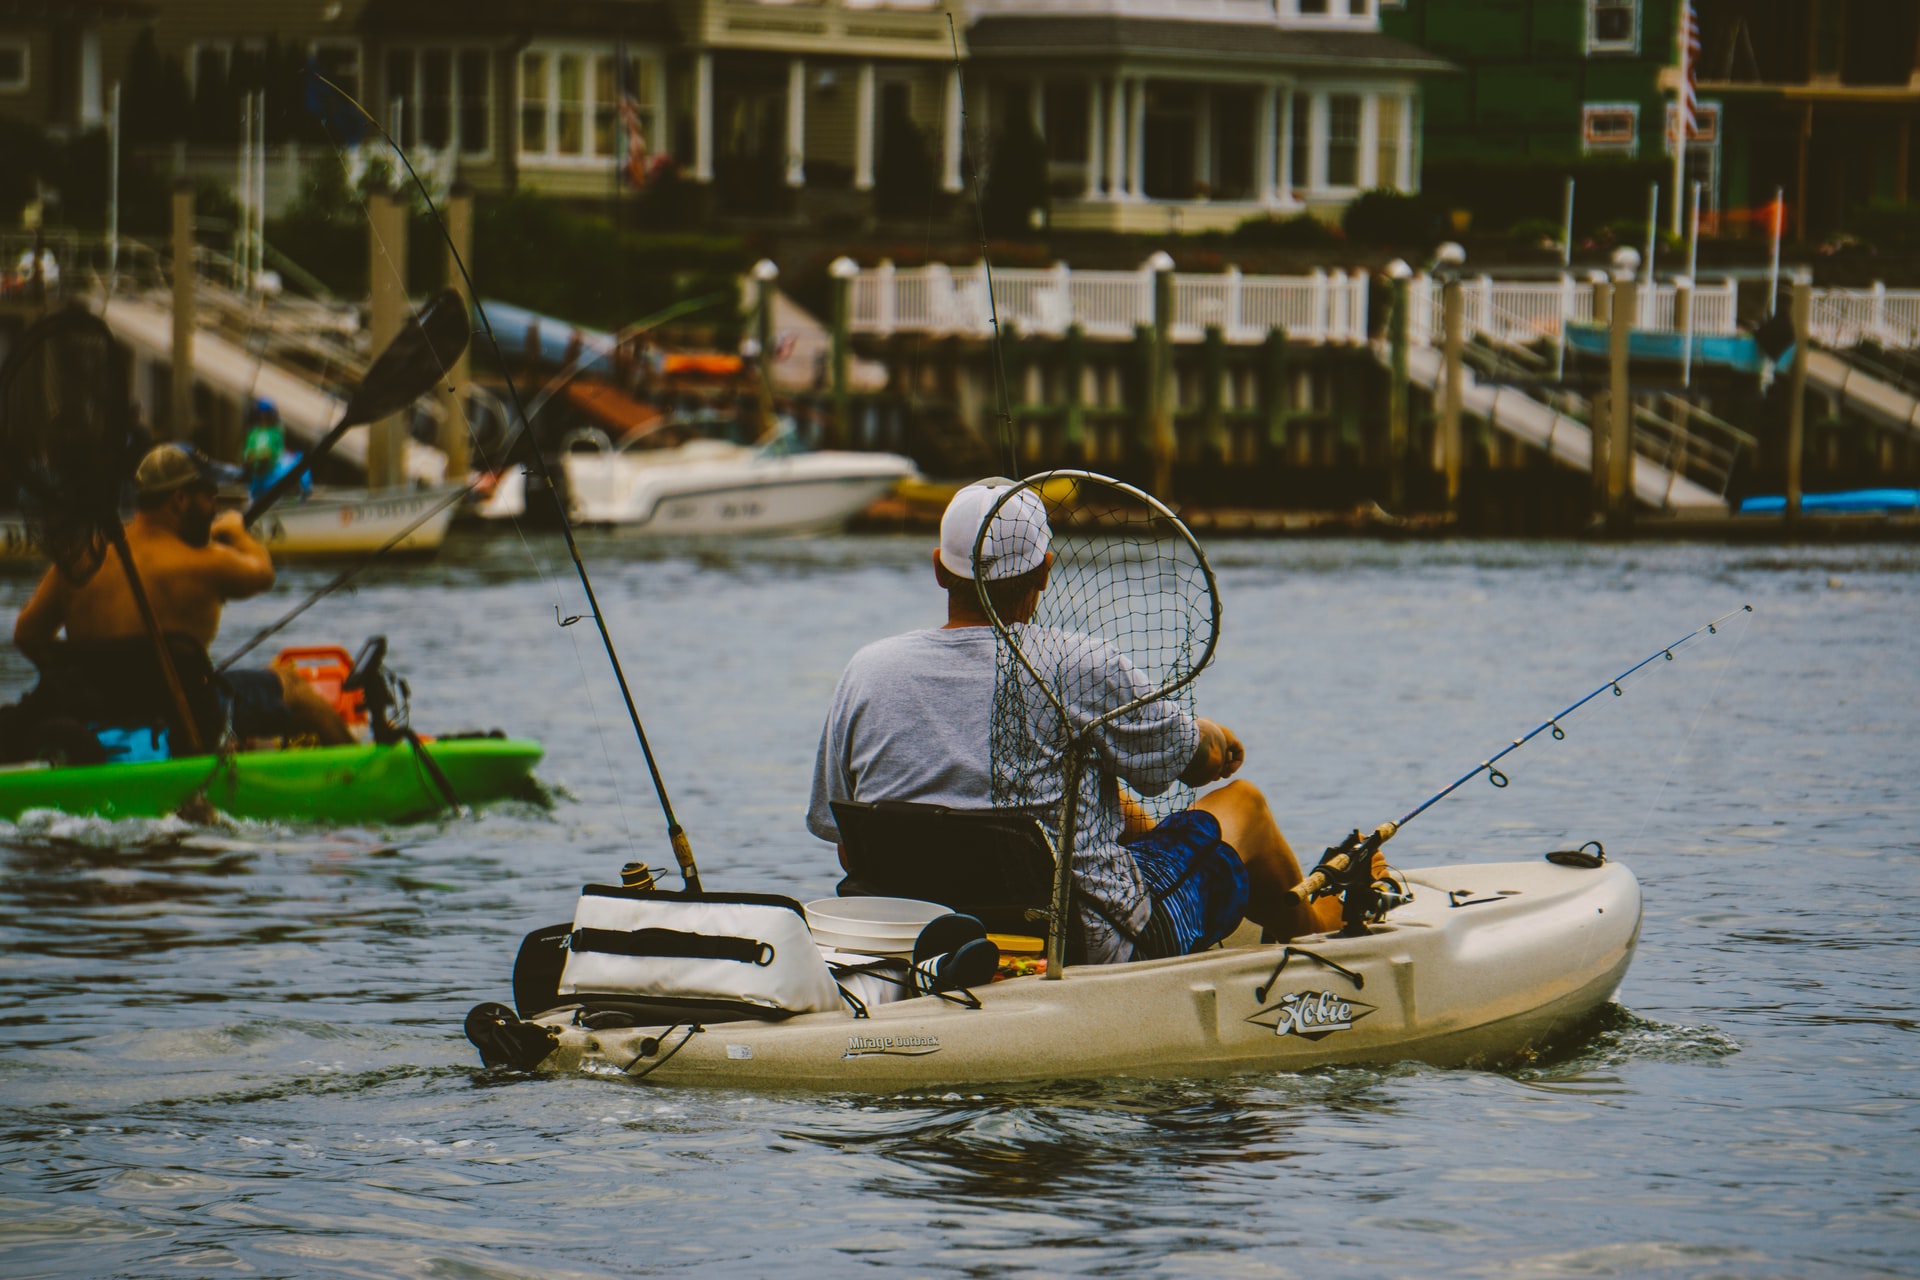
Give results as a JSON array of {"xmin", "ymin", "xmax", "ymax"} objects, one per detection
[{"xmin": 1738, "ymin": 489, "xmax": 1920, "ymax": 515}]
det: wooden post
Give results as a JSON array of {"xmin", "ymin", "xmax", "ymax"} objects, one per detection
[
  {"xmin": 1608, "ymin": 272, "xmax": 1636, "ymax": 532},
  {"xmin": 1440, "ymin": 274, "xmax": 1464, "ymax": 512},
  {"xmin": 366, "ymin": 186, "xmax": 409, "ymax": 491},
  {"xmin": 1149, "ymin": 252, "xmax": 1176, "ymax": 500},
  {"xmin": 1201, "ymin": 323, "xmax": 1227, "ymax": 461},
  {"xmin": 1786, "ymin": 280, "xmax": 1811, "ymax": 535},
  {"xmin": 1063, "ymin": 323, "xmax": 1087, "ymax": 460},
  {"xmin": 436, "ymin": 184, "xmax": 473, "ymax": 478},
  {"xmin": 1386, "ymin": 261, "xmax": 1411, "ymax": 512},
  {"xmin": 1589, "ymin": 271, "xmax": 1612, "ymax": 515},
  {"xmin": 168, "ymin": 179, "xmax": 195, "ymax": 443},
  {"xmin": 1263, "ymin": 325, "xmax": 1288, "ymax": 455},
  {"xmin": 828, "ymin": 256, "xmax": 858, "ymax": 450},
  {"xmin": 751, "ymin": 259, "xmax": 779, "ymax": 438}
]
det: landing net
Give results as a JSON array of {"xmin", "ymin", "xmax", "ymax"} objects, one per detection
[{"xmin": 979, "ymin": 472, "xmax": 1220, "ymax": 963}]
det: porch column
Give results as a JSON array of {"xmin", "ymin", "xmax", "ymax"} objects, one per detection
[
  {"xmin": 942, "ymin": 64, "xmax": 963, "ymax": 192},
  {"xmin": 1257, "ymin": 81, "xmax": 1278, "ymax": 207},
  {"xmin": 80, "ymin": 27, "xmax": 104, "ymax": 128},
  {"xmin": 692, "ymin": 52, "xmax": 714, "ymax": 182},
  {"xmin": 1128, "ymin": 76, "xmax": 1146, "ymax": 199},
  {"xmin": 786, "ymin": 58, "xmax": 807, "ymax": 188},
  {"xmin": 854, "ymin": 62, "xmax": 876, "ymax": 191},
  {"xmin": 1087, "ymin": 79, "xmax": 1105, "ymax": 197},
  {"xmin": 1107, "ymin": 77, "xmax": 1127, "ymax": 199},
  {"xmin": 1308, "ymin": 91, "xmax": 1327, "ymax": 195}
]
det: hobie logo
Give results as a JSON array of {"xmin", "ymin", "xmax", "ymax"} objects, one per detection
[
  {"xmin": 1247, "ymin": 990, "xmax": 1375, "ymax": 1040},
  {"xmin": 844, "ymin": 1033, "xmax": 941, "ymax": 1059}
]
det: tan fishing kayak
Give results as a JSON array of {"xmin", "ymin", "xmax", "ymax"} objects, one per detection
[{"xmin": 501, "ymin": 856, "xmax": 1639, "ymax": 1088}]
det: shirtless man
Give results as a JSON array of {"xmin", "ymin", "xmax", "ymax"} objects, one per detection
[
  {"xmin": 13, "ymin": 443, "xmax": 352, "ymax": 747},
  {"xmin": 808, "ymin": 479, "xmax": 1381, "ymax": 964}
]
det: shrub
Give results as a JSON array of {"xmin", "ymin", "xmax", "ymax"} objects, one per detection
[
  {"xmin": 1232, "ymin": 212, "xmax": 1344, "ymax": 249},
  {"xmin": 1341, "ymin": 188, "xmax": 1442, "ymax": 247}
]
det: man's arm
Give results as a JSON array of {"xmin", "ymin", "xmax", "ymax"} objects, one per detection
[
  {"xmin": 203, "ymin": 510, "xmax": 275, "ymax": 598},
  {"xmin": 13, "ymin": 566, "xmax": 69, "ymax": 665}
]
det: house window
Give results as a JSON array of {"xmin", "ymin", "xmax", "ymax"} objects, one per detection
[
  {"xmin": 0, "ymin": 39, "xmax": 29, "ymax": 93},
  {"xmin": 1288, "ymin": 91, "xmax": 1310, "ymax": 190},
  {"xmin": 1043, "ymin": 80, "xmax": 1088, "ymax": 165},
  {"xmin": 1582, "ymin": 103, "xmax": 1638, "ymax": 155},
  {"xmin": 519, "ymin": 42, "xmax": 661, "ymax": 166},
  {"xmin": 1588, "ymin": 0, "xmax": 1639, "ymax": 54},
  {"xmin": 387, "ymin": 46, "xmax": 491, "ymax": 157},
  {"xmin": 1375, "ymin": 95, "xmax": 1403, "ymax": 190},
  {"xmin": 1326, "ymin": 93, "xmax": 1361, "ymax": 187},
  {"xmin": 310, "ymin": 39, "xmax": 361, "ymax": 104},
  {"xmin": 188, "ymin": 42, "xmax": 230, "ymax": 96}
]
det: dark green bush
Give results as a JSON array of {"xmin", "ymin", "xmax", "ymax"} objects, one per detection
[
  {"xmin": 1341, "ymin": 188, "xmax": 1443, "ymax": 247},
  {"xmin": 1231, "ymin": 212, "xmax": 1344, "ymax": 249},
  {"xmin": 1421, "ymin": 157, "xmax": 1669, "ymax": 241}
]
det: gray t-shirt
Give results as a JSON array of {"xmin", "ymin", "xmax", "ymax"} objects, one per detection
[{"xmin": 806, "ymin": 625, "xmax": 1197, "ymax": 962}]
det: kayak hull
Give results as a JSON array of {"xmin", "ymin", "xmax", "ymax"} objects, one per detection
[
  {"xmin": 0, "ymin": 738, "xmax": 544, "ymax": 825},
  {"xmin": 520, "ymin": 857, "xmax": 1640, "ymax": 1088}
]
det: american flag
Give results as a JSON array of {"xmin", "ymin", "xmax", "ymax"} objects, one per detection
[{"xmin": 1677, "ymin": 1, "xmax": 1701, "ymax": 142}]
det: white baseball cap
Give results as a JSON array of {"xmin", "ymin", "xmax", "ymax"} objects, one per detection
[{"xmin": 938, "ymin": 480, "xmax": 1050, "ymax": 581}]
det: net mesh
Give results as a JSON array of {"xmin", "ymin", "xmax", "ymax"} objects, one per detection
[
  {"xmin": 982, "ymin": 473, "xmax": 1220, "ymax": 919},
  {"xmin": 0, "ymin": 309, "xmax": 135, "ymax": 583}
]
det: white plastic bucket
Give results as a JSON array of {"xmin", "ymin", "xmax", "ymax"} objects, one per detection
[{"xmin": 804, "ymin": 896, "xmax": 946, "ymax": 956}]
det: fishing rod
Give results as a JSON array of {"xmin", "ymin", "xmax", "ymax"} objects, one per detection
[
  {"xmin": 1290, "ymin": 605, "xmax": 1754, "ymax": 928},
  {"xmin": 947, "ymin": 14, "xmax": 1019, "ymax": 479},
  {"xmin": 215, "ymin": 292, "xmax": 727, "ymax": 674},
  {"xmin": 313, "ymin": 72, "xmax": 704, "ymax": 892}
]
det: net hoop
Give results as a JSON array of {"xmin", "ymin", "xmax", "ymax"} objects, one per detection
[{"xmin": 973, "ymin": 470, "xmax": 1222, "ymax": 735}]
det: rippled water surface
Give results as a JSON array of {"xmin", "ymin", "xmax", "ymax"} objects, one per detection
[{"xmin": 0, "ymin": 533, "xmax": 1914, "ymax": 1278}]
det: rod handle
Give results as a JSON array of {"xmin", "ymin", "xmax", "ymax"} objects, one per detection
[{"xmin": 669, "ymin": 823, "xmax": 701, "ymax": 894}]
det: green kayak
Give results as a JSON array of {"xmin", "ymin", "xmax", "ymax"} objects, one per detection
[{"xmin": 0, "ymin": 737, "xmax": 545, "ymax": 825}]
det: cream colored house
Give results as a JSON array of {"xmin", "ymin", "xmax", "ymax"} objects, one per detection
[
  {"xmin": 81, "ymin": 0, "xmax": 1444, "ymax": 229},
  {"xmin": 965, "ymin": 0, "xmax": 1451, "ymax": 232}
]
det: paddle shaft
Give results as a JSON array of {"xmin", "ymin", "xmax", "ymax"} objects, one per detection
[{"xmin": 105, "ymin": 527, "xmax": 206, "ymax": 756}]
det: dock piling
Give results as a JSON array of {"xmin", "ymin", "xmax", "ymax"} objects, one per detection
[{"xmin": 168, "ymin": 179, "xmax": 195, "ymax": 442}]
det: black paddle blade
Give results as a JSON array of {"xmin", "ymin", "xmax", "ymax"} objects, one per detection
[
  {"xmin": 342, "ymin": 288, "xmax": 471, "ymax": 427},
  {"xmin": 0, "ymin": 308, "xmax": 135, "ymax": 582}
]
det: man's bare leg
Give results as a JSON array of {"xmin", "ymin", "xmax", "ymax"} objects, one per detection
[
  {"xmin": 1192, "ymin": 780, "xmax": 1350, "ymax": 939},
  {"xmin": 276, "ymin": 669, "xmax": 356, "ymax": 746}
]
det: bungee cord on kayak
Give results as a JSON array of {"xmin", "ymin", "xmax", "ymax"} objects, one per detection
[
  {"xmin": 1290, "ymin": 604, "xmax": 1757, "ymax": 930},
  {"xmin": 311, "ymin": 71, "xmax": 705, "ymax": 892}
]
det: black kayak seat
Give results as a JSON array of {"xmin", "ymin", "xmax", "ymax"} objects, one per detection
[
  {"xmin": 830, "ymin": 798, "xmax": 1058, "ymax": 937},
  {"xmin": 24, "ymin": 633, "xmax": 224, "ymax": 745}
]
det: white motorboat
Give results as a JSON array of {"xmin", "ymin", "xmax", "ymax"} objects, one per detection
[
  {"xmin": 559, "ymin": 431, "xmax": 916, "ymax": 533},
  {"xmin": 250, "ymin": 484, "xmax": 462, "ymax": 558},
  {"xmin": 0, "ymin": 483, "xmax": 462, "ymax": 564},
  {"xmin": 469, "ymin": 854, "xmax": 1640, "ymax": 1088}
]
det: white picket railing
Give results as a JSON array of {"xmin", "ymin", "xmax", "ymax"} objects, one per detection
[
  {"xmin": 1409, "ymin": 275, "xmax": 1739, "ymax": 348},
  {"xmin": 848, "ymin": 262, "xmax": 1372, "ymax": 345},
  {"xmin": 1809, "ymin": 284, "xmax": 1920, "ymax": 350}
]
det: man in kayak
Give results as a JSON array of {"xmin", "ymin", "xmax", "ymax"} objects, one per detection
[
  {"xmin": 807, "ymin": 479, "xmax": 1379, "ymax": 965},
  {"xmin": 13, "ymin": 443, "xmax": 354, "ymax": 748}
]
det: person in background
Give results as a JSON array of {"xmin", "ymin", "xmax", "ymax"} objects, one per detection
[
  {"xmin": 241, "ymin": 399, "xmax": 310, "ymax": 504},
  {"xmin": 13, "ymin": 444, "xmax": 353, "ymax": 750}
]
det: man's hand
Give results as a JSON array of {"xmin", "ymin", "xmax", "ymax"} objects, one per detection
[
  {"xmin": 209, "ymin": 509, "xmax": 247, "ymax": 545},
  {"xmin": 1180, "ymin": 717, "xmax": 1245, "ymax": 787}
]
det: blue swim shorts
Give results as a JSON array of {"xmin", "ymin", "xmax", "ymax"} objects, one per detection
[{"xmin": 1124, "ymin": 809, "xmax": 1250, "ymax": 961}]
